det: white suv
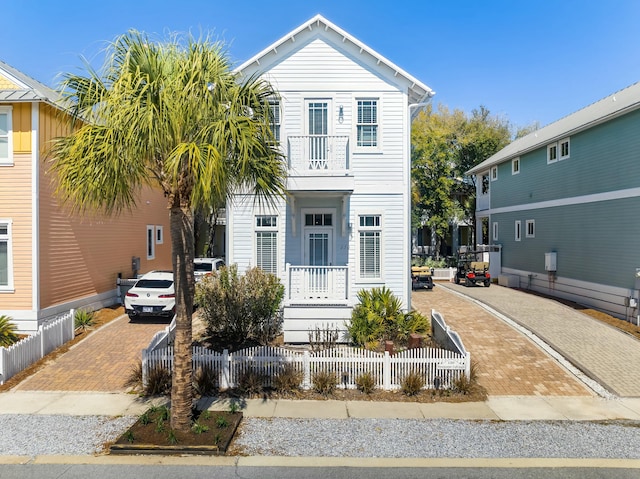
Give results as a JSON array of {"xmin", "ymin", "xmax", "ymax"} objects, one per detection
[
  {"xmin": 194, "ymin": 258, "xmax": 225, "ymax": 283},
  {"xmin": 125, "ymin": 271, "xmax": 175, "ymax": 321}
]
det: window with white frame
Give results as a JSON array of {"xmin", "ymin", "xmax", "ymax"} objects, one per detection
[
  {"xmin": 356, "ymin": 99, "xmax": 378, "ymax": 147},
  {"xmin": 491, "ymin": 166, "xmax": 498, "ymax": 181},
  {"xmin": 255, "ymin": 215, "xmax": 278, "ymax": 274},
  {"xmin": 146, "ymin": 225, "xmax": 155, "ymax": 260},
  {"xmin": 481, "ymin": 173, "xmax": 490, "ymax": 194},
  {"xmin": 512, "ymin": 157, "xmax": 520, "ymax": 175},
  {"xmin": 526, "ymin": 219, "xmax": 535, "ymax": 238},
  {"xmin": 156, "ymin": 226, "xmax": 163, "ymax": 244},
  {"xmin": 547, "ymin": 143, "xmax": 558, "ymax": 164},
  {"xmin": 492, "ymin": 222, "xmax": 498, "ymax": 241},
  {"xmin": 0, "ymin": 221, "xmax": 13, "ymax": 289},
  {"xmin": 0, "ymin": 106, "xmax": 13, "ymax": 166},
  {"xmin": 515, "ymin": 220, "xmax": 521, "ymax": 242},
  {"xmin": 268, "ymin": 100, "xmax": 281, "ymax": 143},
  {"xmin": 559, "ymin": 137, "xmax": 570, "ymax": 160},
  {"xmin": 358, "ymin": 214, "xmax": 381, "ymax": 279}
]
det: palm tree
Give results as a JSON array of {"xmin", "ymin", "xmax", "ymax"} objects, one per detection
[{"xmin": 48, "ymin": 31, "xmax": 286, "ymax": 432}]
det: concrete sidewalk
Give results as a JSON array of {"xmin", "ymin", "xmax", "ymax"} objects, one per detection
[{"xmin": 1, "ymin": 391, "xmax": 640, "ymax": 421}]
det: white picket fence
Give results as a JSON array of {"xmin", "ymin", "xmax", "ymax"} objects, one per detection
[
  {"xmin": 143, "ymin": 344, "xmax": 469, "ymax": 391},
  {"xmin": 0, "ymin": 310, "xmax": 75, "ymax": 385}
]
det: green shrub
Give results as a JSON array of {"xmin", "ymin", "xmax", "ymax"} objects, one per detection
[
  {"xmin": 312, "ymin": 370, "xmax": 338, "ymax": 396},
  {"xmin": 348, "ymin": 287, "xmax": 429, "ymax": 347},
  {"xmin": 192, "ymin": 365, "xmax": 219, "ymax": 397},
  {"xmin": 144, "ymin": 365, "xmax": 172, "ymax": 396},
  {"xmin": 124, "ymin": 360, "xmax": 143, "ymax": 391},
  {"xmin": 0, "ymin": 315, "xmax": 18, "ymax": 347},
  {"xmin": 273, "ymin": 362, "xmax": 303, "ymax": 395},
  {"xmin": 452, "ymin": 360, "xmax": 480, "ymax": 395},
  {"xmin": 355, "ymin": 372, "xmax": 376, "ymax": 395},
  {"xmin": 74, "ymin": 309, "xmax": 95, "ymax": 332},
  {"xmin": 400, "ymin": 370, "xmax": 425, "ymax": 396},
  {"xmin": 195, "ymin": 264, "xmax": 284, "ymax": 345}
]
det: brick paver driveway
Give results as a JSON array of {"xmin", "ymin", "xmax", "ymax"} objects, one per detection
[
  {"xmin": 412, "ymin": 286, "xmax": 592, "ymax": 397},
  {"xmin": 14, "ymin": 315, "xmax": 167, "ymax": 392}
]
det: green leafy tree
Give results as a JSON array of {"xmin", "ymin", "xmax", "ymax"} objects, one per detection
[{"xmin": 48, "ymin": 31, "xmax": 286, "ymax": 432}]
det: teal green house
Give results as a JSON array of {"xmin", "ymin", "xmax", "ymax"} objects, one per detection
[{"xmin": 468, "ymin": 82, "xmax": 640, "ymax": 323}]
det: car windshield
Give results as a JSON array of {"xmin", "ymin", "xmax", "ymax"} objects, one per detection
[
  {"xmin": 135, "ymin": 279, "xmax": 173, "ymax": 289},
  {"xmin": 194, "ymin": 263, "xmax": 213, "ymax": 272}
]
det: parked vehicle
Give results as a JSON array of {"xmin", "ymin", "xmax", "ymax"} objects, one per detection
[
  {"xmin": 454, "ymin": 249, "xmax": 491, "ymax": 287},
  {"xmin": 194, "ymin": 258, "xmax": 225, "ymax": 283},
  {"xmin": 411, "ymin": 266, "xmax": 434, "ymax": 290},
  {"xmin": 124, "ymin": 271, "xmax": 175, "ymax": 320}
]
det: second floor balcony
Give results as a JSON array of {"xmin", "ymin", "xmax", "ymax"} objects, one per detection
[{"xmin": 286, "ymin": 135, "xmax": 354, "ymax": 193}]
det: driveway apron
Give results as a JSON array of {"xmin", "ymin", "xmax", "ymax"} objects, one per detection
[
  {"xmin": 412, "ymin": 286, "xmax": 593, "ymax": 397},
  {"xmin": 13, "ymin": 316, "xmax": 166, "ymax": 392}
]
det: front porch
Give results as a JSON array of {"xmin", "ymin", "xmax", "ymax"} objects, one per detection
[{"xmin": 283, "ymin": 264, "xmax": 353, "ymax": 343}]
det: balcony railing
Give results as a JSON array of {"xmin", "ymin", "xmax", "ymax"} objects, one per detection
[
  {"xmin": 286, "ymin": 264, "xmax": 349, "ymax": 303},
  {"xmin": 287, "ymin": 135, "xmax": 349, "ymax": 173}
]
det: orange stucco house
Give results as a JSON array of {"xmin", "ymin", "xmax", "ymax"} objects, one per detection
[{"xmin": 0, "ymin": 60, "xmax": 172, "ymax": 332}]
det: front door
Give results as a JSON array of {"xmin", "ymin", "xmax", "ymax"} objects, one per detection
[
  {"xmin": 304, "ymin": 220, "xmax": 333, "ymax": 298},
  {"xmin": 306, "ymin": 99, "xmax": 331, "ymax": 169}
]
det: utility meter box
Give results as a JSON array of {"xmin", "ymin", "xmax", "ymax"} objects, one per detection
[{"xmin": 545, "ymin": 252, "xmax": 557, "ymax": 272}]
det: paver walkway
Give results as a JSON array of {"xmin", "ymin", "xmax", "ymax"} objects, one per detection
[
  {"xmin": 412, "ymin": 286, "xmax": 592, "ymax": 397},
  {"xmin": 435, "ymin": 283, "xmax": 640, "ymax": 397},
  {"xmin": 14, "ymin": 315, "xmax": 166, "ymax": 392}
]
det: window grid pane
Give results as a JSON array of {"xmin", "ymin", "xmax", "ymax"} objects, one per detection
[{"xmin": 357, "ymin": 99, "xmax": 377, "ymax": 147}]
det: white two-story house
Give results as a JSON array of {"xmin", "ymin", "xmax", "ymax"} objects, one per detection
[{"xmin": 228, "ymin": 15, "xmax": 434, "ymax": 342}]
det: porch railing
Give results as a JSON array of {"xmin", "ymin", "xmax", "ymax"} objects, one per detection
[
  {"xmin": 287, "ymin": 135, "xmax": 349, "ymax": 172},
  {"xmin": 286, "ymin": 264, "xmax": 349, "ymax": 302}
]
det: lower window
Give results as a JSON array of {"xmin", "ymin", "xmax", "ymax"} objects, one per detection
[{"xmin": 358, "ymin": 215, "xmax": 381, "ymax": 279}]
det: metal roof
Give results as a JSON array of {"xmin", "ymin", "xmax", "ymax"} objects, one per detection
[
  {"xmin": 235, "ymin": 14, "xmax": 435, "ymax": 105},
  {"xmin": 468, "ymin": 81, "xmax": 640, "ymax": 175},
  {"xmin": 0, "ymin": 59, "xmax": 63, "ymax": 106}
]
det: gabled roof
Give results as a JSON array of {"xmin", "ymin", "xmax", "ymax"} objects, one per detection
[
  {"xmin": 0, "ymin": 59, "xmax": 63, "ymax": 105},
  {"xmin": 235, "ymin": 14, "xmax": 434, "ymax": 105},
  {"xmin": 468, "ymin": 81, "xmax": 640, "ymax": 175}
]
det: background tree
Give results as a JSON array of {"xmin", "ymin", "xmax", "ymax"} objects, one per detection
[
  {"xmin": 412, "ymin": 104, "xmax": 512, "ymax": 253},
  {"xmin": 48, "ymin": 31, "xmax": 286, "ymax": 432}
]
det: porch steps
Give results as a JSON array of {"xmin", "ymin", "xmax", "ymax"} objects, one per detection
[{"xmin": 283, "ymin": 305, "xmax": 352, "ymax": 343}]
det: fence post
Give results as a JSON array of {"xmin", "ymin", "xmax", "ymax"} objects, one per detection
[
  {"xmin": 141, "ymin": 348, "xmax": 148, "ymax": 388},
  {"xmin": 0, "ymin": 347, "xmax": 5, "ymax": 386},
  {"xmin": 221, "ymin": 349, "xmax": 230, "ymax": 390},
  {"xmin": 383, "ymin": 351, "xmax": 391, "ymax": 390},
  {"xmin": 465, "ymin": 351, "xmax": 471, "ymax": 379},
  {"xmin": 303, "ymin": 351, "xmax": 310, "ymax": 390},
  {"xmin": 39, "ymin": 324, "xmax": 45, "ymax": 357},
  {"xmin": 69, "ymin": 309, "xmax": 76, "ymax": 341}
]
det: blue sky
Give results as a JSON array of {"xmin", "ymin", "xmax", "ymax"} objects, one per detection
[{"xmin": 2, "ymin": 0, "xmax": 640, "ymax": 130}]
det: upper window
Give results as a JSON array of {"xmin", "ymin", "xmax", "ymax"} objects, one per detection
[
  {"xmin": 0, "ymin": 220, "xmax": 13, "ymax": 290},
  {"xmin": 256, "ymin": 215, "xmax": 278, "ymax": 274},
  {"xmin": 356, "ymin": 99, "xmax": 378, "ymax": 147},
  {"xmin": 491, "ymin": 166, "xmax": 498, "ymax": 181},
  {"xmin": 492, "ymin": 222, "xmax": 498, "ymax": 241},
  {"xmin": 268, "ymin": 100, "xmax": 281, "ymax": 143},
  {"xmin": 526, "ymin": 219, "xmax": 535, "ymax": 238},
  {"xmin": 515, "ymin": 220, "xmax": 521, "ymax": 242},
  {"xmin": 512, "ymin": 157, "xmax": 520, "ymax": 175},
  {"xmin": 0, "ymin": 107, "xmax": 13, "ymax": 166},
  {"xmin": 358, "ymin": 214, "xmax": 381, "ymax": 280},
  {"xmin": 146, "ymin": 225, "xmax": 155, "ymax": 260},
  {"xmin": 481, "ymin": 173, "xmax": 490, "ymax": 195},
  {"xmin": 559, "ymin": 138, "xmax": 570, "ymax": 160},
  {"xmin": 156, "ymin": 226, "xmax": 164, "ymax": 244},
  {"xmin": 547, "ymin": 143, "xmax": 558, "ymax": 164}
]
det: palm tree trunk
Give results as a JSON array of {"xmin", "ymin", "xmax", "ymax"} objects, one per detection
[{"xmin": 169, "ymin": 205, "xmax": 195, "ymax": 433}]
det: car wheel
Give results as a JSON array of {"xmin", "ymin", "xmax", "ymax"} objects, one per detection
[
  {"xmin": 464, "ymin": 278, "xmax": 472, "ymax": 287},
  {"xmin": 454, "ymin": 275, "xmax": 460, "ymax": 285},
  {"xmin": 484, "ymin": 279, "xmax": 491, "ymax": 287},
  {"xmin": 127, "ymin": 313, "xmax": 136, "ymax": 322}
]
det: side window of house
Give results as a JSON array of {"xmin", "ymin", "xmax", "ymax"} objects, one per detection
[
  {"xmin": 268, "ymin": 100, "xmax": 281, "ymax": 143},
  {"xmin": 356, "ymin": 99, "xmax": 378, "ymax": 147},
  {"xmin": 526, "ymin": 219, "xmax": 535, "ymax": 238},
  {"xmin": 547, "ymin": 143, "xmax": 557, "ymax": 164},
  {"xmin": 559, "ymin": 138, "xmax": 570, "ymax": 160},
  {"xmin": 548, "ymin": 137, "xmax": 570, "ymax": 164},
  {"xmin": 481, "ymin": 173, "xmax": 490, "ymax": 195},
  {"xmin": 156, "ymin": 226, "xmax": 163, "ymax": 244},
  {"xmin": 0, "ymin": 107, "xmax": 13, "ymax": 166},
  {"xmin": 491, "ymin": 166, "xmax": 498, "ymax": 181},
  {"xmin": 492, "ymin": 222, "xmax": 498, "ymax": 241},
  {"xmin": 512, "ymin": 158, "xmax": 520, "ymax": 175},
  {"xmin": 146, "ymin": 225, "xmax": 155, "ymax": 260},
  {"xmin": 0, "ymin": 221, "xmax": 12, "ymax": 289},
  {"xmin": 515, "ymin": 220, "xmax": 521, "ymax": 242},
  {"xmin": 358, "ymin": 214, "xmax": 381, "ymax": 279},
  {"xmin": 256, "ymin": 215, "xmax": 278, "ymax": 274}
]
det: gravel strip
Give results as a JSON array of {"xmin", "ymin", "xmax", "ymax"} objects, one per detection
[
  {"xmin": 1, "ymin": 414, "xmax": 639, "ymax": 458},
  {"xmin": 235, "ymin": 418, "xmax": 640, "ymax": 459}
]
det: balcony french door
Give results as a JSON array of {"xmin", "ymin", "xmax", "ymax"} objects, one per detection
[
  {"xmin": 306, "ymin": 100, "xmax": 331, "ymax": 170},
  {"xmin": 304, "ymin": 228, "xmax": 333, "ymax": 297}
]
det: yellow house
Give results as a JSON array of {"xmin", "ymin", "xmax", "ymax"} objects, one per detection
[{"xmin": 0, "ymin": 60, "xmax": 172, "ymax": 332}]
